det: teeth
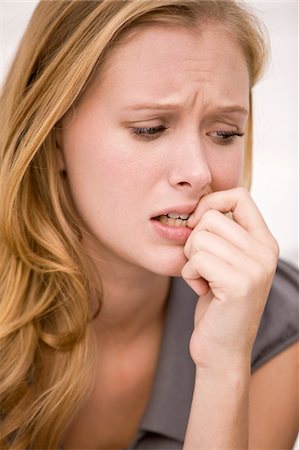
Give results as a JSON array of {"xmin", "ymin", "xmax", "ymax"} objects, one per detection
[
  {"xmin": 158, "ymin": 215, "xmax": 188, "ymax": 227},
  {"xmin": 167, "ymin": 212, "xmax": 190, "ymax": 220},
  {"xmin": 159, "ymin": 215, "xmax": 168, "ymax": 224},
  {"xmin": 179, "ymin": 214, "xmax": 190, "ymax": 220},
  {"xmin": 167, "ymin": 212, "xmax": 180, "ymax": 219}
]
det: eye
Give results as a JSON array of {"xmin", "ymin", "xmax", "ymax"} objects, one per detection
[
  {"xmin": 131, "ymin": 125, "xmax": 168, "ymax": 139},
  {"xmin": 208, "ymin": 130, "xmax": 244, "ymax": 145}
]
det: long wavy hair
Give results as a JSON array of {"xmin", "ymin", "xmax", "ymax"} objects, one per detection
[{"xmin": 0, "ymin": 1, "xmax": 268, "ymax": 448}]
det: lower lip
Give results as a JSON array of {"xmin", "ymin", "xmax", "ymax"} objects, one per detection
[{"xmin": 150, "ymin": 218, "xmax": 192, "ymax": 242}]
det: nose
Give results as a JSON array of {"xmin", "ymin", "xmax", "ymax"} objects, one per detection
[{"xmin": 168, "ymin": 137, "xmax": 212, "ymax": 191}]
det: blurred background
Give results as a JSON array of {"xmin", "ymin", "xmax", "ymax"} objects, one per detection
[
  {"xmin": 1, "ymin": 1, "xmax": 297, "ymax": 268},
  {"xmin": 0, "ymin": 1, "xmax": 298, "ymax": 449}
]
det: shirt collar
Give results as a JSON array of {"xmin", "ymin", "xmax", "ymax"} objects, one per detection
[{"xmin": 138, "ymin": 277, "xmax": 197, "ymax": 442}]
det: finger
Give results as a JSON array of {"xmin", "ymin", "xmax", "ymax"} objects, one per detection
[
  {"xmin": 182, "ymin": 250, "xmax": 239, "ymax": 295},
  {"xmin": 181, "ymin": 266, "xmax": 210, "ymax": 296},
  {"xmin": 184, "ymin": 212, "xmax": 265, "ymax": 264},
  {"xmin": 184, "ymin": 229, "xmax": 260, "ymax": 269},
  {"xmin": 187, "ymin": 187, "xmax": 276, "ymax": 247},
  {"xmin": 182, "ymin": 269, "xmax": 210, "ymax": 296}
]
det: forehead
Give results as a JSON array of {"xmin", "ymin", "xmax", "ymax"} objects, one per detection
[{"xmin": 84, "ymin": 23, "xmax": 250, "ymax": 110}]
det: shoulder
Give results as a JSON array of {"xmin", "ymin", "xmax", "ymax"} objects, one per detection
[
  {"xmin": 251, "ymin": 258, "xmax": 299, "ymax": 371},
  {"xmin": 249, "ymin": 340, "xmax": 299, "ymax": 449},
  {"xmin": 248, "ymin": 259, "xmax": 299, "ymax": 449}
]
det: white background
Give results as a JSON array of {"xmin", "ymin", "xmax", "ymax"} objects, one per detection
[{"xmin": 0, "ymin": 2, "xmax": 298, "ymax": 448}]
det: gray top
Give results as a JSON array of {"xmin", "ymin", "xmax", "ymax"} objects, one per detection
[{"xmin": 61, "ymin": 259, "xmax": 299, "ymax": 450}]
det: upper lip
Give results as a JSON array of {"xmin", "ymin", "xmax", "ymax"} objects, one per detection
[{"xmin": 151, "ymin": 204, "xmax": 198, "ymax": 218}]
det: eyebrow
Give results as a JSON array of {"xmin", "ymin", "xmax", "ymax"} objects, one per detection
[
  {"xmin": 214, "ymin": 106, "xmax": 249, "ymax": 116},
  {"xmin": 123, "ymin": 103, "xmax": 249, "ymax": 115},
  {"xmin": 124, "ymin": 102, "xmax": 179, "ymax": 111}
]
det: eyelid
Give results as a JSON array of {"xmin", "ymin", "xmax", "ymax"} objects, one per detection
[
  {"xmin": 122, "ymin": 116, "xmax": 169, "ymax": 125},
  {"xmin": 202, "ymin": 115, "xmax": 248, "ymax": 130},
  {"xmin": 207, "ymin": 130, "xmax": 245, "ymax": 145},
  {"xmin": 209, "ymin": 130, "xmax": 244, "ymax": 137}
]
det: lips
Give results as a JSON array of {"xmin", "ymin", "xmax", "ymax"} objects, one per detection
[
  {"xmin": 150, "ymin": 212, "xmax": 193, "ymax": 242},
  {"xmin": 150, "ymin": 205, "xmax": 197, "ymax": 241}
]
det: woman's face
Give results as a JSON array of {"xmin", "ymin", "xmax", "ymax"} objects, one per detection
[{"xmin": 58, "ymin": 23, "xmax": 250, "ymax": 276}]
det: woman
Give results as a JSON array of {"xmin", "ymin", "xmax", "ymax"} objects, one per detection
[{"xmin": 0, "ymin": 1, "xmax": 298, "ymax": 449}]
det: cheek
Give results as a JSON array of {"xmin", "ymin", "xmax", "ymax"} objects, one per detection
[
  {"xmin": 61, "ymin": 130, "xmax": 157, "ymax": 223},
  {"xmin": 209, "ymin": 150, "xmax": 244, "ymax": 191}
]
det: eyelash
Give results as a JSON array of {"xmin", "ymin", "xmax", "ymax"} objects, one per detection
[
  {"xmin": 212, "ymin": 130, "xmax": 244, "ymax": 145},
  {"xmin": 132, "ymin": 126, "xmax": 168, "ymax": 138},
  {"xmin": 131, "ymin": 126, "xmax": 244, "ymax": 144}
]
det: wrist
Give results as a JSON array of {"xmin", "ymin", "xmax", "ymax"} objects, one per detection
[
  {"xmin": 195, "ymin": 363, "xmax": 251, "ymax": 383},
  {"xmin": 185, "ymin": 360, "xmax": 250, "ymax": 450}
]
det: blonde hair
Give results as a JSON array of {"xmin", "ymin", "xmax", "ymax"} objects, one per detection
[{"xmin": 0, "ymin": 1, "xmax": 268, "ymax": 448}]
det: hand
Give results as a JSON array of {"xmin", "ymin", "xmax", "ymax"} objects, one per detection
[{"xmin": 182, "ymin": 187, "xmax": 279, "ymax": 371}]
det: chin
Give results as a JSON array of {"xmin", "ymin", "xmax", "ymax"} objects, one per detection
[{"xmin": 145, "ymin": 246, "xmax": 187, "ymax": 277}]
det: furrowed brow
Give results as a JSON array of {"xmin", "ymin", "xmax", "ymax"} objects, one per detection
[
  {"xmin": 123, "ymin": 102, "xmax": 179, "ymax": 111},
  {"xmin": 122, "ymin": 103, "xmax": 249, "ymax": 120},
  {"xmin": 215, "ymin": 106, "xmax": 249, "ymax": 116}
]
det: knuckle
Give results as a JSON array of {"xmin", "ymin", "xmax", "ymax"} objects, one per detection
[
  {"xmin": 235, "ymin": 186, "xmax": 249, "ymax": 198},
  {"xmin": 192, "ymin": 229, "xmax": 209, "ymax": 246},
  {"xmin": 271, "ymin": 237, "xmax": 280, "ymax": 259},
  {"xmin": 251, "ymin": 261, "xmax": 268, "ymax": 282},
  {"xmin": 239, "ymin": 263, "xmax": 267, "ymax": 296},
  {"xmin": 181, "ymin": 252, "xmax": 205, "ymax": 279},
  {"xmin": 191, "ymin": 231, "xmax": 202, "ymax": 247},
  {"xmin": 192, "ymin": 250, "xmax": 205, "ymax": 263},
  {"xmin": 181, "ymin": 263, "xmax": 189, "ymax": 279},
  {"xmin": 238, "ymin": 273, "xmax": 252, "ymax": 297},
  {"xmin": 200, "ymin": 209, "xmax": 219, "ymax": 228},
  {"xmin": 266, "ymin": 249, "xmax": 279, "ymax": 271},
  {"xmin": 191, "ymin": 251, "xmax": 206, "ymax": 269},
  {"xmin": 184, "ymin": 232, "xmax": 208, "ymax": 259},
  {"xmin": 260, "ymin": 240, "xmax": 280, "ymax": 276}
]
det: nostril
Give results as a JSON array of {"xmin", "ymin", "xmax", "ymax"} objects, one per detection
[{"xmin": 178, "ymin": 181, "xmax": 191, "ymax": 187}]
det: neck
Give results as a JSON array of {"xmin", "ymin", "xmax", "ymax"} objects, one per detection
[
  {"xmin": 84, "ymin": 237, "xmax": 171, "ymax": 346},
  {"xmin": 94, "ymin": 268, "xmax": 170, "ymax": 345}
]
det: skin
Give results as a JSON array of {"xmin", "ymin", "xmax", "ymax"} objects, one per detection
[
  {"xmin": 59, "ymin": 24, "xmax": 248, "ymax": 278},
  {"xmin": 59, "ymin": 23, "xmax": 282, "ymax": 449},
  {"xmin": 58, "ymin": 23, "xmax": 254, "ymax": 341}
]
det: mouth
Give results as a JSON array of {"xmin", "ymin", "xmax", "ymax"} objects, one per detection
[
  {"xmin": 154, "ymin": 212, "xmax": 191, "ymax": 228},
  {"xmin": 150, "ymin": 209, "xmax": 193, "ymax": 242},
  {"xmin": 151, "ymin": 205, "xmax": 197, "ymax": 229}
]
